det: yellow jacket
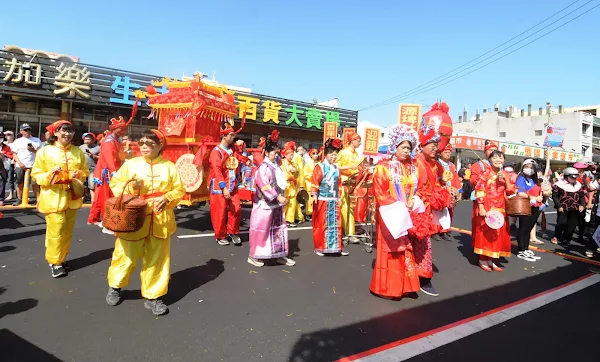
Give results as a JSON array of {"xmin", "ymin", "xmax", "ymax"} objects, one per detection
[
  {"xmin": 109, "ymin": 156, "xmax": 186, "ymax": 241},
  {"xmin": 304, "ymin": 158, "xmax": 316, "ymax": 191},
  {"xmin": 31, "ymin": 143, "xmax": 89, "ymax": 214},
  {"xmin": 335, "ymin": 146, "xmax": 361, "ymax": 182},
  {"xmin": 292, "ymin": 152, "xmax": 305, "ymax": 187}
]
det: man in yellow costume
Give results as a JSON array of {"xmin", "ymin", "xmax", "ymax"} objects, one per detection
[
  {"xmin": 303, "ymin": 148, "xmax": 319, "ymax": 221},
  {"xmin": 283, "ymin": 141, "xmax": 305, "ymax": 225},
  {"xmin": 32, "ymin": 120, "xmax": 89, "ymax": 278},
  {"xmin": 335, "ymin": 133, "xmax": 363, "ymax": 243},
  {"xmin": 105, "ymin": 129, "xmax": 185, "ymax": 316}
]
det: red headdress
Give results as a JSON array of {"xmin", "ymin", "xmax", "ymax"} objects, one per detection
[
  {"xmin": 324, "ymin": 138, "xmax": 343, "ymax": 152},
  {"xmin": 220, "ymin": 115, "xmax": 246, "ymax": 137},
  {"xmin": 484, "ymin": 141, "xmax": 499, "ymax": 152},
  {"xmin": 419, "ymin": 102, "xmax": 453, "ymax": 150},
  {"xmin": 349, "ymin": 133, "xmax": 361, "ymax": 142},
  {"xmin": 442, "ymin": 143, "xmax": 453, "ymax": 152},
  {"xmin": 109, "ymin": 97, "xmax": 139, "ymax": 131},
  {"xmin": 150, "ymin": 129, "xmax": 167, "ymax": 146},
  {"xmin": 309, "ymin": 148, "xmax": 319, "ymax": 156},
  {"xmin": 283, "ymin": 141, "xmax": 296, "ymax": 151},
  {"xmin": 46, "ymin": 120, "xmax": 71, "ymax": 135}
]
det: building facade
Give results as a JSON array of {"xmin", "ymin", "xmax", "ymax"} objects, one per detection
[{"xmin": 0, "ymin": 46, "xmax": 358, "ymax": 149}]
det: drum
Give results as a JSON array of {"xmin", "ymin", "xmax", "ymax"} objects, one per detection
[
  {"xmin": 485, "ymin": 209, "xmax": 505, "ymax": 230},
  {"xmin": 506, "ymin": 196, "xmax": 532, "ymax": 216},
  {"xmin": 176, "ymin": 154, "xmax": 204, "ymax": 193},
  {"xmin": 296, "ymin": 189, "xmax": 309, "ymax": 205},
  {"xmin": 70, "ymin": 178, "xmax": 85, "ymax": 199}
]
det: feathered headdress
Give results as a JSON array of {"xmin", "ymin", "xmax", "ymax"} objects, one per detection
[
  {"xmin": 388, "ymin": 124, "xmax": 418, "ymax": 159},
  {"xmin": 109, "ymin": 97, "xmax": 139, "ymax": 131}
]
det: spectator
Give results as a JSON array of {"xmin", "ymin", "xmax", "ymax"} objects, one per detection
[
  {"xmin": 297, "ymin": 145, "xmax": 308, "ymax": 165},
  {"xmin": 80, "ymin": 133, "xmax": 100, "ymax": 203},
  {"xmin": 3, "ymin": 130, "xmax": 16, "ymax": 200},
  {"xmin": 41, "ymin": 131, "xmax": 51, "ymax": 147},
  {"xmin": 0, "ymin": 132, "xmax": 14, "ymax": 206},
  {"xmin": 10, "ymin": 123, "xmax": 42, "ymax": 205}
]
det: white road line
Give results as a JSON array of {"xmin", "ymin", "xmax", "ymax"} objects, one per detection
[
  {"xmin": 178, "ymin": 225, "xmax": 314, "ymax": 239},
  {"xmin": 347, "ymin": 274, "xmax": 600, "ymax": 362}
]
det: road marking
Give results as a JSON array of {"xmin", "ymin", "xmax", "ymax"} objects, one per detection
[
  {"xmin": 449, "ymin": 227, "xmax": 600, "ymax": 267},
  {"xmin": 178, "ymin": 225, "xmax": 314, "ymax": 239},
  {"xmin": 338, "ymin": 273, "xmax": 600, "ymax": 362}
]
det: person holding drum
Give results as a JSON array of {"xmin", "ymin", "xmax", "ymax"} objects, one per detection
[
  {"xmin": 335, "ymin": 133, "xmax": 363, "ymax": 243},
  {"xmin": 515, "ymin": 159, "xmax": 545, "ymax": 262},
  {"xmin": 248, "ymin": 130, "xmax": 295, "ymax": 267},
  {"xmin": 105, "ymin": 129, "xmax": 185, "ymax": 316},
  {"xmin": 31, "ymin": 120, "xmax": 89, "ymax": 278},
  {"xmin": 370, "ymin": 124, "xmax": 423, "ymax": 299},
  {"xmin": 472, "ymin": 150, "xmax": 515, "ymax": 272}
]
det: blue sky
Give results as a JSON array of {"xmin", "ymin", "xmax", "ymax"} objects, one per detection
[{"xmin": 1, "ymin": 0, "xmax": 598, "ymax": 126}]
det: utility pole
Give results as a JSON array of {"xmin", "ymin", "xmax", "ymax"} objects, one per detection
[{"xmin": 544, "ymin": 102, "xmax": 552, "ymax": 177}]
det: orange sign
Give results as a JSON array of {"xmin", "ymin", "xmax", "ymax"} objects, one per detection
[
  {"xmin": 398, "ymin": 104, "xmax": 422, "ymax": 131},
  {"xmin": 342, "ymin": 128, "xmax": 356, "ymax": 146},
  {"xmin": 363, "ymin": 127, "xmax": 380, "ymax": 156},
  {"xmin": 323, "ymin": 122, "xmax": 338, "ymax": 144}
]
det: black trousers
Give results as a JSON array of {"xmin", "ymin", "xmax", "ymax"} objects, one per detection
[
  {"xmin": 554, "ymin": 210, "xmax": 581, "ymax": 242},
  {"xmin": 517, "ymin": 207, "xmax": 540, "ymax": 252}
]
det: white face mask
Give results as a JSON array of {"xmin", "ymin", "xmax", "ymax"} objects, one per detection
[{"xmin": 523, "ymin": 168, "xmax": 535, "ymax": 176}]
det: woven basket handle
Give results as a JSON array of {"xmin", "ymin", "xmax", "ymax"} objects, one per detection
[{"xmin": 114, "ymin": 179, "xmax": 140, "ymax": 211}]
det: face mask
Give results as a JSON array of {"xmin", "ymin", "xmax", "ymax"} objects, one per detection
[{"xmin": 523, "ymin": 169, "xmax": 534, "ymax": 176}]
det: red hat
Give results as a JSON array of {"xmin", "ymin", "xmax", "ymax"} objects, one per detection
[
  {"xmin": 573, "ymin": 162, "xmax": 587, "ymax": 169},
  {"xmin": 309, "ymin": 148, "xmax": 319, "ymax": 156},
  {"xmin": 419, "ymin": 102, "xmax": 453, "ymax": 149},
  {"xmin": 150, "ymin": 129, "xmax": 167, "ymax": 146},
  {"xmin": 442, "ymin": 143, "xmax": 453, "ymax": 152},
  {"xmin": 284, "ymin": 141, "xmax": 296, "ymax": 151},
  {"xmin": 109, "ymin": 98, "xmax": 139, "ymax": 130},
  {"xmin": 220, "ymin": 115, "xmax": 246, "ymax": 137},
  {"xmin": 282, "ymin": 147, "xmax": 295, "ymax": 156},
  {"xmin": 46, "ymin": 120, "xmax": 71, "ymax": 134},
  {"xmin": 484, "ymin": 142, "xmax": 499, "ymax": 152},
  {"xmin": 349, "ymin": 133, "xmax": 361, "ymax": 141}
]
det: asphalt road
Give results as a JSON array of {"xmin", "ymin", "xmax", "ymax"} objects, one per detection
[{"xmin": 1, "ymin": 201, "xmax": 599, "ymax": 362}]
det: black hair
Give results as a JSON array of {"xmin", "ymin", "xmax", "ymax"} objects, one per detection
[
  {"xmin": 264, "ymin": 140, "xmax": 280, "ymax": 153},
  {"xmin": 47, "ymin": 123, "xmax": 75, "ymax": 145},
  {"xmin": 139, "ymin": 130, "xmax": 163, "ymax": 154},
  {"xmin": 324, "ymin": 138, "xmax": 342, "ymax": 155},
  {"xmin": 487, "ymin": 150, "xmax": 505, "ymax": 160},
  {"xmin": 519, "ymin": 162, "xmax": 539, "ymax": 184}
]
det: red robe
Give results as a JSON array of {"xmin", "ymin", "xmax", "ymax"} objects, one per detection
[
  {"xmin": 436, "ymin": 159, "xmax": 461, "ymax": 233},
  {"xmin": 469, "ymin": 160, "xmax": 493, "ymax": 233},
  {"xmin": 472, "ymin": 169, "xmax": 514, "ymax": 258},
  {"xmin": 88, "ymin": 134, "xmax": 123, "ymax": 224},
  {"xmin": 414, "ymin": 154, "xmax": 451, "ymax": 278},
  {"xmin": 208, "ymin": 144, "xmax": 246, "ymax": 239},
  {"xmin": 370, "ymin": 159, "xmax": 422, "ymax": 298}
]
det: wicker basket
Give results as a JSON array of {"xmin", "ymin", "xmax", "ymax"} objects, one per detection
[
  {"xmin": 506, "ymin": 196, "xmax": 531, "ymax": 216},
  {"xmin": 102, "ymin": 180, "xmax": 148, "ymax": 233}
]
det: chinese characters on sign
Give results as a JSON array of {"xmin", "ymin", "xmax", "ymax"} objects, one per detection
[
  {"xmin": 53, "ymin": 63, "xmax": 91, "ymax": 99},
  {"xmin": 323, "ymin": 122, "xmax": 338, "ymax": 144},
  {"xmin": 2, "ymin": 58, "xmax": 41, "ymax": 85},
  {"xmin": 449, "ymin": 135, "xmax": 487, "ymax": 151},
  {"xmin": 342, "ymin": 128, "xmax": 356, "ymax": 146},
  {"xmin": 398, "ymin": 104, "xmax": 421, "ymax": 131},
  {"xmin": 363, "ymin": 127, "xmax": 380, "ymax": 156}
]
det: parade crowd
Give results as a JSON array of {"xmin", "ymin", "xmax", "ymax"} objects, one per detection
[{"xmin": 2, "ymin": 101, "xmax": 600, "ymax": 317}]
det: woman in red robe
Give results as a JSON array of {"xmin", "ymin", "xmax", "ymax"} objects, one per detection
[
  {"xmin": 370, "ymin": 125, "xmax": 426, "ymax": 298},
  {"xmin": 473, "ymin": 150, "xmax": 515, "ymax": 272}
]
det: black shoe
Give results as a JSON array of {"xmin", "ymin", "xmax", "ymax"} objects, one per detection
[
  {"xmin": 61, "ymin": 261, "xmax": 70, "ymax": 270},
  {"xmin": 431, "ymin": 234, "xmax": 442, "ymax": 241},
  {"xmin": 144, "ymin": 299, "xmax": 168, "ymax": 316},
  {"xmin": 420, "ymin": 282, "xmax": 439, "ymax": 296},
  {"xmin": 106, "ymin": 287, "xmax": 121, "ymax": 306},
  {"xmin": 50, "ymin": 264, "xmax": 67, "ymax": 278},
  {"xmin": 230, "ymin": 234, "xmax": 242, "ymax": 246},
  {"xmin": 441, "ymin": 233, "xmax": 452, "ymax": 241}
]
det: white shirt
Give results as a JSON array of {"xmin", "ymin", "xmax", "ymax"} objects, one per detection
[{"xmin": 10, "ymin": 136, "xmax": 41, "ymax": 168}]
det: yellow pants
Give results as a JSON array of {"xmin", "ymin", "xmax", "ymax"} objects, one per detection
[
  {"xmin": 284, "ymin": 186, "xmax": 300, "ymax": 224},
  {"xmin": 45, "ymin": 209, "xmax": 78, "ymax": 265},
  {"xmin": 107, "ymin": 235, "xmax": 171, "ymax": 300},
  {"xmin": 340, "ymin": 187, "xmax": 355, "ymax": 236}
]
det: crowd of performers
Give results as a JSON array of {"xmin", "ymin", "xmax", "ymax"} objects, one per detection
[{"xmin": 29, "ymin": 101, "xmax": 579, "ymax": 316}]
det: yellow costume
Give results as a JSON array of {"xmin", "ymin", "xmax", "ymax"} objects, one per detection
[
  {"xmin": 107, "ymin": 156, "xmax": 185, "ymax": 300},
  {"xmin": 31, "ymin": 143, "xmax": 89, "ymax": 266},
  {"xmin": 282, "ymin": 157, "xmax": 300, "ymax": 224},
  {"xmin": 335, "ymin": 146, "xmax": 361, "ymax": 236},
  {"xmin": 303, "ymin": 157, "xmax": 316, "ymax": 217},
  {"xmin": 293, "ymin": 152, "xmax": 305, "ymax": 222}
]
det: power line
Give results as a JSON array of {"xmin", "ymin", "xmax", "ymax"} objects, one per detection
[
  {"xmin": 362, "ymin": 3, "xmax": 600, "ymax": 112},
  {"xmin": 360, "ymin": 0, "xmax": 593, "ymax": 111}
]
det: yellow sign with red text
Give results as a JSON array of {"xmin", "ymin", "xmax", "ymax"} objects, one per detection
[
  {"xmin": 363, "ymin": 127, "xmax": 380, "ymax": 156},
  {"xmin": 323, "ymin": 122, "xmax": 338, "ymax": 144},
  {"xmin": 398, "ymin": 104, "xmax": 421, "ymax": 132}
]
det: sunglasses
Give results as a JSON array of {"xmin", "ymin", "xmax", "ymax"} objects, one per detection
[{"xmin": 139, "ymin": 140, "xmax": 158, "ymax": 147}]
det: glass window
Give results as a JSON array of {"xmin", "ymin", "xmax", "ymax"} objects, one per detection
[{"xmin": 0, "ymin": 113, "xmax": 17, "ymax": 135}]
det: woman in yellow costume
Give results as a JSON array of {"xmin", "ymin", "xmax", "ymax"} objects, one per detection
[
  {"xmin": 303, "ymin": 148, "xmax": 319, "ymax": 221},
  {"xmin": 31, "ymin": 120, "xmax": 89, "ymax": 278},
  {"xmin": 336, "ymin": 133, "xmax": 363, "ymax": 243},
  {"xmin": 282, "ymin": 145, "xmax": 301, "ymax": 227},
  {"xmin": 105, "ymin": 129, "xmax": 185, "ymax": 316}
]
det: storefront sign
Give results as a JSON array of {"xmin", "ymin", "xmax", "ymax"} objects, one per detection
[
  {"xmin": 398, "ymin": 104, "xmax": 421, "ymax": 131},
  {"xmin": 0, "ymin": 49, "xmax": 358, "ymax": 131},
  {"xmin": 342, "ymin": 128, "xmax": 356, "ymax": 145},
  {"xmin": 363, "ymin": 128, "xmax": 380, "ymax": 156},
  {"xmin": 450, "ymin": 135, "xmax": 488, "ymax": 151},
  {"xmin": 543, "ymin": 126, "xmax": 566, "ymax": 147},
  {"xmin": 323, "ymin": 122, "xmax": 338, "ymax": 143}
]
